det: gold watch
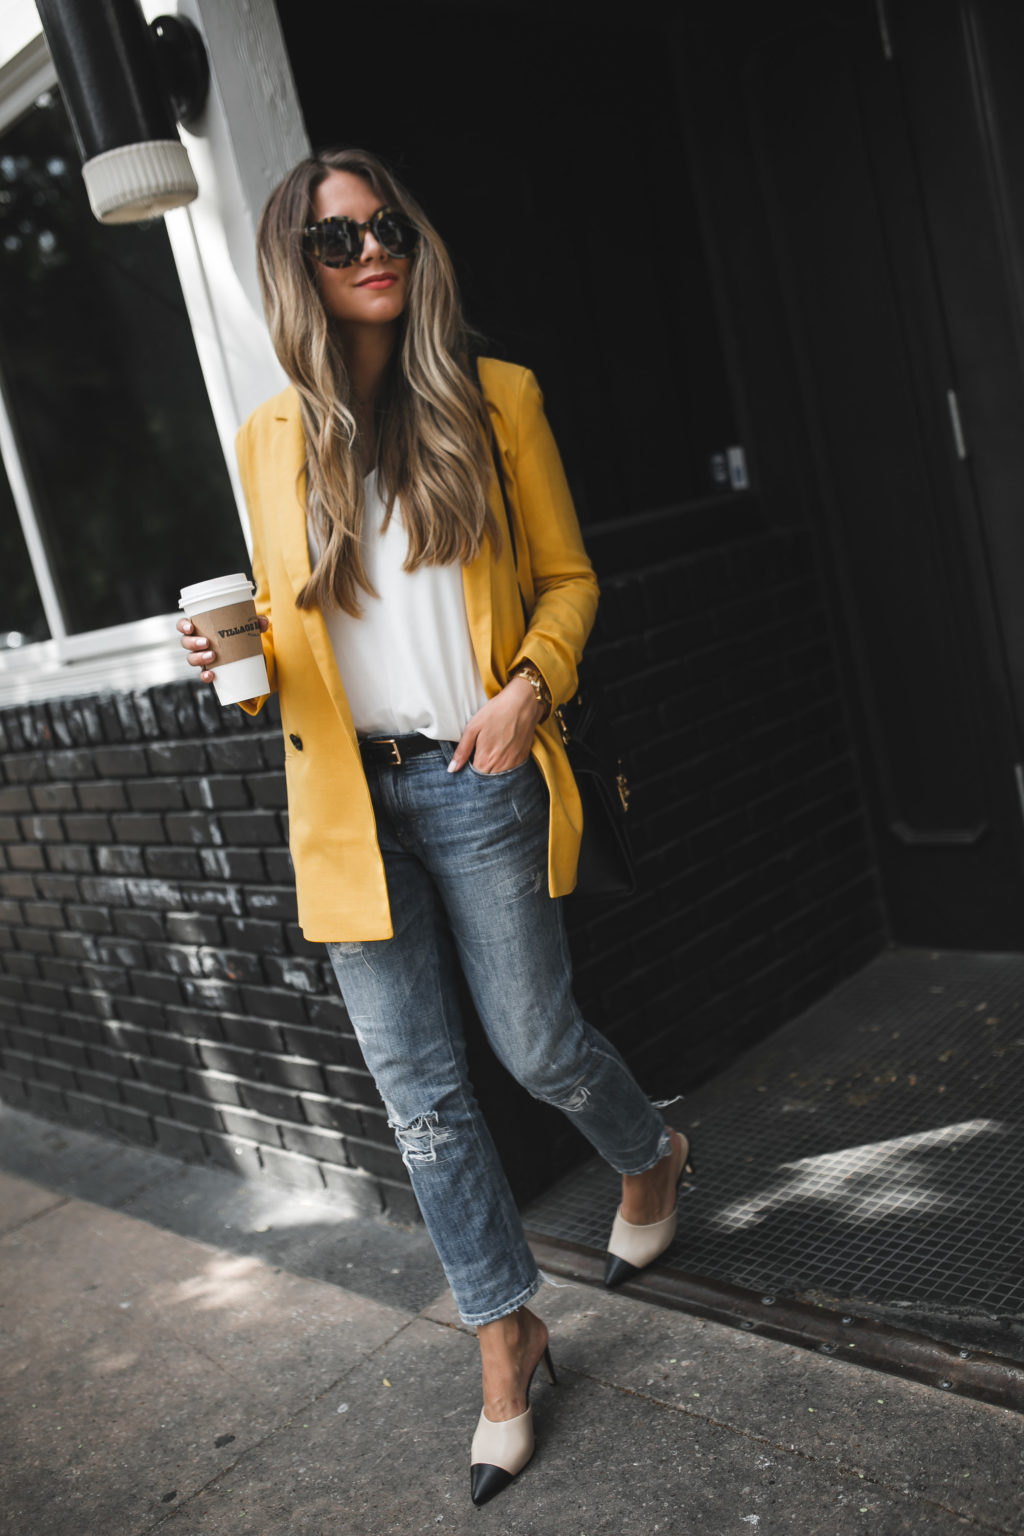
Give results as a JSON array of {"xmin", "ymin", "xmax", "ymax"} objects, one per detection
[{"xmin": 509, "ymin": 662, "xmax": 552, "ymax": 721}]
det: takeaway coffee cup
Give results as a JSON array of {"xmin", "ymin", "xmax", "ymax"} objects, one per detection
[{"xmin": 179, "ymin": 573, "xmax": 269, "ymax": 707}]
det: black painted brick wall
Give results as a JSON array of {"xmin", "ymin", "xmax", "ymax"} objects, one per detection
[
  {"xmin": 0, "ymin": 525, "xmax": 886, "ymax": 1210},
  {"xmin": 573, "ymin": 528, "xmax": 885, "ymax": 1072}
]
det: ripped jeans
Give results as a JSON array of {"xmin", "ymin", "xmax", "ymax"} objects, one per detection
[{"xmin": 326, "ymin": 740, "xmax": 669, "ymax": 1327}]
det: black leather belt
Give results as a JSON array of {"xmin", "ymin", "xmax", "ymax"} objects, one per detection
[{"xmin": 359, "ymin": 734, "xmax": 442, "ymax": 766}]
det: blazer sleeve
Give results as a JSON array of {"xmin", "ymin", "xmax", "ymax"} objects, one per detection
[
  {"xmin": 234, "ymin": 416, "xmax": 278, "ymax": 717},
  {"xmin": 507, "ymin": 368, "xmax": 600, "ymax": 706}
]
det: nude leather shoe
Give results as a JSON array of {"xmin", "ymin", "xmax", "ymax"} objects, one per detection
[
  {"xmin": 469, "ymin": 1345, "xmax": 557, "ymax": 1506},
  {"xmin": 604, "ymin": 1133, "xmax": 693, "ymax": 1288}
]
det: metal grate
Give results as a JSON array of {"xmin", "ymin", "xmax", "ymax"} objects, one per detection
[{"xmin": 525, "ymin": 950, "xmax": 1024, "ymax": 1355}]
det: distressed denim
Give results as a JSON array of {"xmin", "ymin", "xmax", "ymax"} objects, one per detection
[{"xmin": 326, "ymin": 742, "xmax": 669, "ymax": 1327}]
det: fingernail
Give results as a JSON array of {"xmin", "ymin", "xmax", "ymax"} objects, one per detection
[
  {"xmin": 447, "ymin": 759, "xmax": 459, "ymax": 773},
  {"xmin": 194, "ymin": 637, "xmax": 207, "ymax": 647},
  {"xmin": 201, "ymin": 651, "xmax": 214, "ymax": 662}
]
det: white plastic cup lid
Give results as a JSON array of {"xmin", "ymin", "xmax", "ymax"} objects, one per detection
[{"xmin": 179, "ymin": 573, "xmax": 255, "ymax": 610}]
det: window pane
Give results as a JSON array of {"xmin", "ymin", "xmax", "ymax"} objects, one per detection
[
  {"xmin": 0, "ymin": 90, "xmax": 246, "ymax": 635},
  {"xmin": 0, "ymin": 455, "xmax": 48, "ymax": 647}
]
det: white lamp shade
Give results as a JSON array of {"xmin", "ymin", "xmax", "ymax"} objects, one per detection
[{"xmin": 81, "ymin": 139, "xmax": 198, "ymax": 224}]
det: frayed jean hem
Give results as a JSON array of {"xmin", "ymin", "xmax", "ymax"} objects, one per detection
[
  {"xmin": 614, "ymin": 1123, "xmax": 673, "ymax": 1177},
  {"xmin": 457, "ymin": 1271, "xmax": 543, "ymax": 1329}
]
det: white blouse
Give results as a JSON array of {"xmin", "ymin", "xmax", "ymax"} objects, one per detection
[{"xmin": 310, "ymin": 472, "xmax": 487, "ymax": 740}]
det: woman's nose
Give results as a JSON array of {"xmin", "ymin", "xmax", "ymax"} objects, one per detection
[{"xmin": 360, "ymin": 227, "xmax": 388, "ymax": 261}]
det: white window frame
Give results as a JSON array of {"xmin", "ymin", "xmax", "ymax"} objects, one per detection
[{"xmin": 0, "ymin": 2, "xmax": 307, "ymax": 705}]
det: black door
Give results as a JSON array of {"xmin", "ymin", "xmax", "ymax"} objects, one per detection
[
  {"xmin": 277, "ymin": 1, "xmax": 741, "ymax": 531},
  {"xmin": 740, "ymin": 0, "xmax": 1024, "ymax": 947}
]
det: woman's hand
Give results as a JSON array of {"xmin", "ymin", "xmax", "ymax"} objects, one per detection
[
  {"xmin": 449, "ymin": 677, "xmax": 545, "ymax": 774},
  {"xmin": 177, "ymin": 614, "xmax": 269, "ymax": 685}
]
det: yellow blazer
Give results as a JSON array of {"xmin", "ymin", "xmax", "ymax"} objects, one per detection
[{"xmin": 235, "ymin": 357, "xmax": 599, "ymax": 941}]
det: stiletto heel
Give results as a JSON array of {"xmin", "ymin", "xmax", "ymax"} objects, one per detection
[
  {"xmin": 469, "ymin": 1344, "xmax": 557, "ymax": 1506},
  {"xmin": 604, "ymin": 1132, "xmax": 693, "ymax": 1288}
]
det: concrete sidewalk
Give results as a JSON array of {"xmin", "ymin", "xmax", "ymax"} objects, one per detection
[{"xmin": 0, "ymin": 1106, "xmax": 1020, "ymax": 1536}]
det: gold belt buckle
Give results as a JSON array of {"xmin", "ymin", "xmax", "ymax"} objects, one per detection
[{"xmin": 384, "ymin": 738, "xmax": 402, "ymax": 765}]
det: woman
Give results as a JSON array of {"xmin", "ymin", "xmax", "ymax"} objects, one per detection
[{"xmin": 178, "ymin": 148, "xmax": 689, "ymax": 1506}]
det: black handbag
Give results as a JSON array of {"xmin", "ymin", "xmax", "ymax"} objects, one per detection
[
  {"xmin": 478, "ymin": 368, "xmax": 637, "ymax": 900},
  {"xmin": 552, "ymin": 670, "xmax": 636, "ymax": 899}
]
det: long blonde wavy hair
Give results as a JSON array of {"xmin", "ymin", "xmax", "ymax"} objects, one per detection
[{"xmin": 256, "ymin": 148, "xmax": 496, "ymax": 616}]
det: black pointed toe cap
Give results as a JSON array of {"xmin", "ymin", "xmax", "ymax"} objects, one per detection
[
  {"xmin": 604, "ymin": 1252, "xmax": 641, "ymax": 1288},
  {"xmin": 471, "ymin": 1462, "xmax": 515, "ymax": 1506}
]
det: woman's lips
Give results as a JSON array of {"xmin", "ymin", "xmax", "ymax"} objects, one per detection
[{"xmin": 356, "ymin": 273, "xmax": 397, "ymax": 288}]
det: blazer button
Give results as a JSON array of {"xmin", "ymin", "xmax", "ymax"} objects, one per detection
[{"xmin": 289, "ymin": 734, "xmax": 303, "ymax": 751}]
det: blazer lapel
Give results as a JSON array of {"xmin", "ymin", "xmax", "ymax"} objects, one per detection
[
  {"xmin": 463, "ymin": 395, "xmax": 517, "ymax": 696},
  {"xmin": 462, "ymin": 506, "xmax": 500, "ymax": 696},
  {"xmin": 273, "ymin": 395, "xmax": 359, "ymax": 740}
]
